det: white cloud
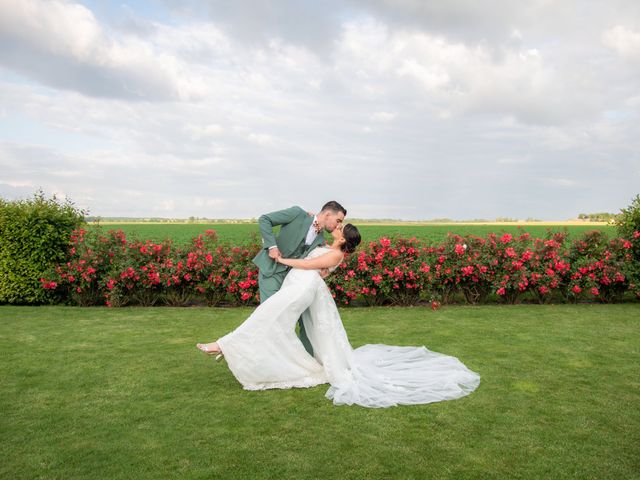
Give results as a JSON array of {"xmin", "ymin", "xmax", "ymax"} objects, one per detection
[
  {"xmin": 496, "ymin": 157, "xmax": 528, "ymax": 165},
  {"xmin": 0, "ymin": 0, "xmax": 209, "ymax": 100},
  {"xmin": 184, "ymin": 124, "xmax": 223, "ymax": 140},
  {"xmin": 545, "ymin": 178, "xmax": 578, "ymax": 188},
  {"xmin": 247, "ymin": 133, "xmax": 275, "ymax": 146},
  {"xmin": 370, "ymin": 111, "xmax": 397, "ymax": 122},
  {"xmin": 602, "ymin": 25, "xmax": 640, "ymax": 59},
  {"xmin": 1, "ymin": 180, "xmax": 35, "ymax": 188},
  {"xmin": 333, "ymin": 17, "xmax": 600, "ymax": 125},
  {"xmin": 0, "ymin": 0, "xmax": 102, "ymax": 59}
]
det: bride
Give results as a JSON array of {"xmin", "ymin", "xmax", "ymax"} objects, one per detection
[{"xmin": 197, "ymin": 224, "xmax": 480, "ymax": 408}]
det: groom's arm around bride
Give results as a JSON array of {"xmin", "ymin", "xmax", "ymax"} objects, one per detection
[{"xmin": 252, "ymin": 205, "xmax": 321, "ymax": 303}]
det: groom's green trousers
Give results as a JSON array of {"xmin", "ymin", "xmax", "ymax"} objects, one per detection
[{"xmin": 259, "ymin": 270, "xmax": 314, "ymax": 356}]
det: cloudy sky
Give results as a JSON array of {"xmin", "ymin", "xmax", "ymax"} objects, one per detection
[{"xmin": 1, "ymin": 0, "xmax": 639, "ymax": 220}]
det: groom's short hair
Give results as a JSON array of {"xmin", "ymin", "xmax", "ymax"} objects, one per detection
[{"xmin": 320, "ymin": 201, "xmax": 347, "ymax": 216}]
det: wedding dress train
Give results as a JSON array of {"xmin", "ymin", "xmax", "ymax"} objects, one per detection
[{"xmin": 215, "ymin": 247, "xmax": 480, "ymax": 407}]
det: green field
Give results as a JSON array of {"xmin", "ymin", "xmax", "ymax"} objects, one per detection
[
  {"xmin": 1, "ymin": 304, "xmax": 638, "ymax": 479},
  {"xmin": 90, "ymin": 222, "xmax": 616, "ymax": 245}
]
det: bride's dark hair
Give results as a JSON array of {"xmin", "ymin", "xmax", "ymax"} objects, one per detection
[{"xmin": 341, "ymin": 224, "xmax": 361, "ymax": 254}]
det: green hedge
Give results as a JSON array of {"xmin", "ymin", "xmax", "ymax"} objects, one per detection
[{"xmin": 0, "ymin": 192, "xmax": 85, "ymax": 304}]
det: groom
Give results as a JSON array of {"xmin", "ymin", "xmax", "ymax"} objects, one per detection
[{"xmin": 253, "ymin": 201, "xmax": 347, "ymax": 355}]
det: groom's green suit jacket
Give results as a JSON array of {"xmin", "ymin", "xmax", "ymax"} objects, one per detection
[{"xmin": 252, "ymin": 206, "xmax": 326, "ymax": 277}]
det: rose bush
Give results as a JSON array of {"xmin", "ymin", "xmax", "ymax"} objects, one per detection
[
  {"xmin": 326, "ymin": 236, "xmax": 426, "ymax": 306},
  {"xmin": 43, "ymin": 228, "xmax": 260, "ymax": 307},
  {"xmin": 43, "ymin": 227, "xmax": 639, "ymax": 307},
  {"xmin": 565, "ymin": 230, "xmax": 634, "ymax": 303}
]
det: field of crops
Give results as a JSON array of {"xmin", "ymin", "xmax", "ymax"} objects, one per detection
[{"xmin": 91, "ymin": 222, "xmax": 615, "ymax": 246}]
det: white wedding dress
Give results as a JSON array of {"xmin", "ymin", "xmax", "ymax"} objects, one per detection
[{"xmin": 216, "ymin": 247, "xmax": 480, "ymax": 407}]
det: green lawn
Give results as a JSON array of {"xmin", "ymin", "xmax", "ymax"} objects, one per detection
[
  {"xmin": 1, "ymin": 305, "xmax": 638, "ymax": 479},
  {"xmin": 90, "ymin": 223, "xmax": 616, "ymax": 245}
]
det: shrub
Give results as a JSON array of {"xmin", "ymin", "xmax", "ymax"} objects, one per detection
[
  {"xmin": 0, "ymin": 191, "xmax": 85, "ymax": 304},
  {"xmin": 615, "ymin": 194, "xmax": 640, "ymax": 298},
  {"xmin": 437, "ymin": 233, "xmax": 497, "ymax": 305},
  {"xmin": 616, "ymin": 194, "xmax": 640, "ymax": 240},
  {"xmin": 566, "ymin": 231, "xmax": 635, "ymax": 303},
  {"xmin": 325, "ymin": 236, "xmax": 428, "ymax": 306}
]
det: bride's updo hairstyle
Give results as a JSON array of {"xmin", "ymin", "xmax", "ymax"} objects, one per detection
[{"xmin": 341, "ymin": 224, "xmax": 361, "ymax": 254}]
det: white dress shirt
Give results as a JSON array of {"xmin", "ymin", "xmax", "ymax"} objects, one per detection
[
  {"xmin": 305, "ymin": 216, "xmax": 319, "ymax": 245},
  {"xmin": 268, "ymin": 215, "xmax": 319, "ymax": 250}
]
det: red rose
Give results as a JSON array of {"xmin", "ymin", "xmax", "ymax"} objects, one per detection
[
  {"xmin": 500, "ymin": 234, "xmax": 513, "ymax": 244},
  {"xmin": 461, "ymin": 265, "xmax": 474, "ymax": 276}
]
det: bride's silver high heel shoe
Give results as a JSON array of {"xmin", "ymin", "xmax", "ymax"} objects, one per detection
[{"xmin": 196, "ymin": 343, "xmax": 225, "ymax": 362}]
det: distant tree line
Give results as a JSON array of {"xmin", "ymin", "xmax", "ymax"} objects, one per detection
[{"xmin": 577, "ymin": 213, "xmax": 618, "ymax": 222}]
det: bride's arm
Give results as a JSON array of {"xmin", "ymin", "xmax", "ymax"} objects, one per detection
[{"xmin": 276, "ymin": 250, "xmax": 342, "ymax": 270}]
